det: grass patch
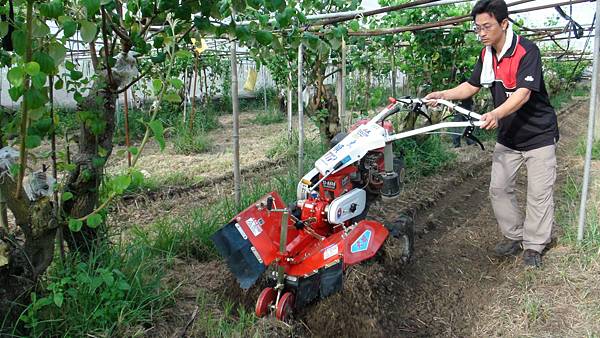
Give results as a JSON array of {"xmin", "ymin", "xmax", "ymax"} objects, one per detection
[
  {"xmin": 133, "ymin": 172, "xmax": 302, "ymax": 260},
  {"xmin": 575, "ymin": 139, "xmax": 600, "ymax": 160},
  {"xmin": 550, "ymin": 84, "xmax": 590, "ymax": 109},
  {"xmin": 173, "ymin": 127, "xmax": 212, "ymax": 155},
  {"xmin": 7, "ymin": 240, "xmax": 174, "ymax": 337},
  {"xmin": 192, "ymin": 290, "xmax": 256, "ymax": 337},
  {"xmin": 556, "ymin": 172, "xmax": 600, "ymax": 254},
  {"xmin": 252, "ymin": 108, "xmax": 284, "ymax": 125},
  {"xmin": 394, "ymin": 135, "xmax": 457, "ymax": 180}
]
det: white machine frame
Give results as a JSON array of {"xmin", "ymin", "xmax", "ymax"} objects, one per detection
[{"xmin": 297, "ymin": 98, "xmax": 484, "ymax": 200}]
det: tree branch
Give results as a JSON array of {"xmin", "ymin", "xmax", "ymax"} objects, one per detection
[{"xmin": 116, "ymin": 68, "xmax": 151, "ymax": 94}]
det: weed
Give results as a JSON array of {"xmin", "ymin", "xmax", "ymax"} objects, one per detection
[
  {"xmin": 173, "ymin": 126, "xmax": 212, "ymax": 155},
  {"xmin": 253, "ymin": 108, "xmax": 284, "ymax": 125},
  {"xmin": 193, "ymin": 290, "xmax": 256, "ymax": 337},
  {"xmin": 9, "ymin": 240, "xmax": 174, "ymax": 337},
  {"xmin": 522, "ymin": 294, "xmax": 546, "ymax": 324},
  {"xmin": 575, "ymin": 139, "xmax": 600, "ymax": 160},
  {"xmin": 394, "ymin": 135, "xmax": 457, "ymax": 180},
  {"xmin": 556, "ymin": 172, "xmax": 600, "ymax": 254}
]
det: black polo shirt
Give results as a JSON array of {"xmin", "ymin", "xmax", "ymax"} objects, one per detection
[{"xmin": 468, "ymin": 34, "xmax": 559, "ymax": 151}]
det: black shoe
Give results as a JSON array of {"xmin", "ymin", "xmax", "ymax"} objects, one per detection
[
  {"xmin": 494, "ymin": 239, "xmax": 522, "ymax": 256},
  {"xmin": 523, "ymin": 249, "xmax": 542, "ymax": 267}
]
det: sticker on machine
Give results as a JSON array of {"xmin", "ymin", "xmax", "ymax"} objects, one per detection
[
  {"xmin": 245, "ymin": 217, "xmax": 263, "ymax": 236},
  {"xmin": 350, "ymin": 230, "xmax": 372, "ymax": 253},
  {"xmin": 323, "ymin": 244, "xmax": 339, "ymax": 260}
]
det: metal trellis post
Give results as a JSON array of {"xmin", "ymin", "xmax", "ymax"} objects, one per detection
[
  {"xmin": 577, "ymin": 2, "xmax": 600, "ymax": 242},
  {"xmin": 298, "ymin": 44, "xmax": 304, "ymax": 178},
  {"xmin": 231, "ymin": 9, "xmax": 241, "ymax": 205}
]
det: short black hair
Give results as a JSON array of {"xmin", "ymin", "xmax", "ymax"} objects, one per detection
[{"xmin": 471, "ymin": 0, "xmax": 509, "ymax": 23}]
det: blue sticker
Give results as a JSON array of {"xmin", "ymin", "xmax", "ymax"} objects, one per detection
[
  {"xmin": 350, "ymin": 230, "xmax": 372, "ymax": 253},
  {"xmin": 324, "ymin": 151, "xmax": 338, "ymax": 162},
  {"xmin": 357, "ymin": 128, "xmax": 371, "ymax": 138}
]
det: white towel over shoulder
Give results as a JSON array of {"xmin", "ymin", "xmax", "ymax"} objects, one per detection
[{"xmin": 481, "ymin": 24, "xmax": 514, "ymax": 88}]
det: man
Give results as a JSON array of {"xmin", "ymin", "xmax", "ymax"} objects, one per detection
[{"xmin": 425, "ymin": 0, "xmax": 559, "ymax": 267}]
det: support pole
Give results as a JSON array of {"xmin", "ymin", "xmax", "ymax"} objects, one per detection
[
  {"xmin": 263, "ymin": 66, "xmax": 268, "ymax": 112},
  {"xmin": 231, "ymin": 10, "xmax": 241, "ymax": 205},
  {"xmin": 577, "ymin": 3, "xmax": 600, "ymax": 242},
  {"xmin": 287, "ymin": 77, "xmax": 293, "ymax": 140},
  {"xmin": 298, "ymin": 44, "xmax": 304, "ymax": 177},
  {"xmin": 0, "ymin": 68, "xmax": 6, "ymax": 231},
  {"xmin": 341, "ymin": 37, "xmax": 347, "ymax": 131},
  {"xmin": 391, "ymin": 45, "xmax": 397, "ymax": 98},
  {"xmin": 123, "ymin": 89, "xmax": 131, "ymax": 167},
  {"xmin": 183, "ymin": 66, "xmax": 188, "ymax": 125},
  {"xmin": 190, "ymin": 52, "xmax": 198, "ymax": 131}
]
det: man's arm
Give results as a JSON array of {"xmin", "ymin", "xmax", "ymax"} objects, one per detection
[
  {"xmin": 424, "ymin": 82, "xmax": 480, "ymax": 102},
  {"xmin": 480, "ymin": 87, "xmax": 531, "ymax": 130}
]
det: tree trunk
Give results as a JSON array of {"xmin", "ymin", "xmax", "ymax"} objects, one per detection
[
  {"xmin": 61, "ymin": 77, "xmax": 118, "ymax": 255},
  {"xmin": 0, "ymin": 165, "xmax": 57, "ymax": 322}
]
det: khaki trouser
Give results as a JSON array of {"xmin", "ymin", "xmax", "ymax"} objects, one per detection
[{"xmin": 489, "ymin": 143, "xmax": 557, "ymax": 253}]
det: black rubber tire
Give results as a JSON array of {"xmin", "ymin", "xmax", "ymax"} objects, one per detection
[{"xmin": 385, "ymin": 214, "xmax": 415, "ymax": 263}]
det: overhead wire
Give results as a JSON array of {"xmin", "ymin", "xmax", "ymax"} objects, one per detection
[{"xmin": 567, "ymin": 13, "xmax": 596, "ymax": 82}]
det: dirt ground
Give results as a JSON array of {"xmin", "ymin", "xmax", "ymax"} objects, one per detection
[{"xmin": 122, "ymin": 99, "xmax": 597, "ymax": 337}]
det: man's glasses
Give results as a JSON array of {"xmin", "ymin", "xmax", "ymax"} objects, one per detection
[{"xmin": 472, "ymin": 23, "xmax": 499, "ymax": 34}]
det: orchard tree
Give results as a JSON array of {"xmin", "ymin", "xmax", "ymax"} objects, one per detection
[{"xmin": 0, "ymin": 0, "xmax": 302, "ymax": 320}]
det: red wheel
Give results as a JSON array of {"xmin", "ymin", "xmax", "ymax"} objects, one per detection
[
  {"xmin": 275, "ymin": 292, "xmax": 295, "ymax": 321},
  {"xmin": 255, "ymin": 287, "xmax": 276, "ymax": 317}
]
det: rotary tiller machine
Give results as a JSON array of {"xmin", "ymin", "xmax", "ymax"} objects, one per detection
[{"xmin": 211, "ymin": 97, "xmax": 484, "ymax": 320}]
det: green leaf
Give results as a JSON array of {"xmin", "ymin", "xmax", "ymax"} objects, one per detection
[
  {"xmin": 131, "ymin": 170, "xmax": 144, "ymax": 186},
  {"xmin": 128, "ymin": 146, "xmax": 139, "ymax": 155},
  {"xmin": 0, "ymin": 22, "xmax": 8, "ymax": 38},
  {"xmin": 170, "ymin": 77, "xmax": 183, "ymax": 90},
  {"xmin": 8, "ymin": 86, "xmax": 23, "ymax": 101},
  {"xmin": 148, "ymin": 120, "xmax": 165, "ymax": 150},
  {"xmin": 53, "ymin": 292, "xmax": 64, "ymax": 308},
  {"xmin": 349, "ymin": 20, "xmax": 360, "ymax": 32},
  {"xmin": 175, "ymin": 50, "xmax": 193, "ymax": 59},
  {"xmin": 82, "ymin": 0, "xmax": 101, "ymax": 16},
  {"xmin": 12, "ymin": 30, "xmax": 26, "ymax": 56},
  {"xmin": 33, "ymin": 51, "xmax": 56, "ymax": 74},
  {"xmin": 40, "ymin": 1, "xmax": 65, "ymax": 19},
  {"xmin": 61, "ymin": 191, "xmax": 74, "ymax": 202},
  {"xmin": 31, "ymin": 73, "xmax": 47, "ymax": 89},
  {"xmin": 24, "ymin": 88, "xmax": 48, "ymax": 110},
  {"xmin": 29, "ymin": 107, "xmax": 46, "ymax": 121},
  {"xmin": 32, "ymin": 20, "xmax": 51, "ymax": 38},
  {"xmin": 25, "ymin": 62, "xmax": 40, "ymax": 76},
  {"xmin": 54, "ymin": 78, "xmax": 64, "ymax": 90},
  {"xmin": 117, "ymin": 280, "xmax": 131, "ymax": 291},
  {"xmin": 87, "ymin": 213, "xmax": 102, "ymax": 228},
  {"xmin": 151, "ymin": 52, "xmax": 166, "ymax": 64},
  {"xmin": 68, "ymin": 218, "xmax": 83, "ymax": 232},
  {"xmin": 255, "ymin": 30, "xmax": 273, "ymax": 46},
  {"xmin": 80, "ymin": 20, "xmax": 97, "ymax": 43},
  {"xmin": 112, "ymin": 175, "xmax": 131, "ymax": 194},
  {"xmin": 164, "ymin": 91, "xmax": 181, "ymax": 104},
  {"xmin": 7, "ymin": 67, "xmax": 24, "ymax": 87},
  {"xmin": 25, "ymin": 135, "xmax": 41, "ymax": 149},
  {"xmin": 48, "ymin": 42, "xmax": 68, "ymax": 66},
  {"xmin": 152, "ymin": 79, "xmax": 162, "ymax": 95},
  {"xmin": 59, "ymin": 17, "xmax": 77, "ymax": 39},
  {"xmin": 65, "ymin": 60, "xmax": 76, "ymax": 71}
]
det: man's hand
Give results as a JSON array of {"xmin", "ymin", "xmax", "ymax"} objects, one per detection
[
  {"xmin": 424, "ymin": 91, "xmax": 445, "ymax": 107},
  {"xmin": 480, "ymin": 111, "xmax": 499, "ymax": 130}
]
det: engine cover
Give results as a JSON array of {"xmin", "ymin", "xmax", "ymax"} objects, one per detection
[{"xmin": 326, "ymin": 188, "xmax": 366, "ymax": 225}]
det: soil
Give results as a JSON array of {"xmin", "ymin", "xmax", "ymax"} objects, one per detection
[{"xmin": 126, "ymin": 99, "xmax": 590, "ymax": 337}]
